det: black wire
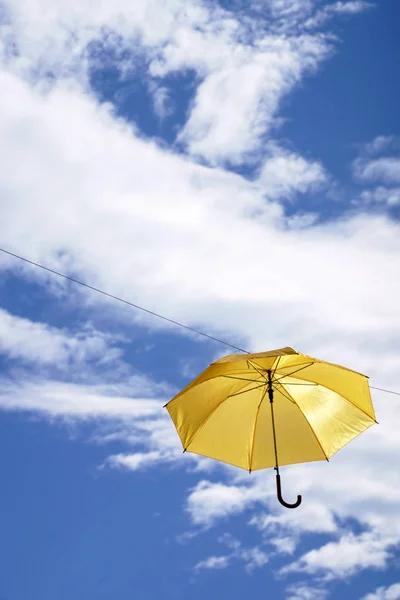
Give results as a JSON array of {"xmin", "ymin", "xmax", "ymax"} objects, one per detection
[
  {"xmin": 1, "ymin": 246, "xmax": 400, "ymax": 397},
  {"xmin": 0, "ymin": 247, "xmax": 249, "ymax": 354},
  {"xmin": 370, "ymin": 386, "xmax": 400, "ymax": 397}
]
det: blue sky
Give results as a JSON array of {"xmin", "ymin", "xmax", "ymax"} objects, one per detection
[{"xmin": 0, "ymin": 1, "xmax": 400, "ymax": 599}]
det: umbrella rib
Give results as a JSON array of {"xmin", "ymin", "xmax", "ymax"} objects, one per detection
[
  {"xmin": 276, "ymin": 381, "xmax": 318, "ymax": 386},
  {"xmin": 165, "ymin": 371, "xmax": 263, "ymax": 409},
  {"xmin": 249, "ymin": 386, "xmax": 268, "ymax": 473},
  {"xmin": 272, "ymin": 383, "xmax": 296, "ymax": 404},
  {"xmin": 165, "ymin": 371, "xmax": 247, "ymax": 407},
  {"xmin": 271, "ymin": 355, "xmax": 282, "ymax": 378},
  {"xmin": 222, "ymin": 375, "xmax": 264, "ymax": 384},
  {"xmin": 247, "ymin": 360, "xmax": 269, "ymax": 382},
  {"xmin": 248, "ymin": 360, "xmax": 315, "ymax": 384},
  {"xmin": 274, "ymin": 362, "xmax": 315, "ymax": 382},
  {"xmin": 229, "ymin": 383, "xmax": 267, "ymax": 398},
  {"xmin": 277, "ymin": 384, "xmax": 329, "ymax": 462}
]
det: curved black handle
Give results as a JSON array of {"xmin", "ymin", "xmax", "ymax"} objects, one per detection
[{"xmin": 276, "ymin": 473, "xmax": 302, "ymax": 509}]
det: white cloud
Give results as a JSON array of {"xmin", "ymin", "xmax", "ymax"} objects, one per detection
[
  {"xmin": 353, "ymin": 136, "xmax": 400, "ymax": 210},
  {"xmin": 330, "ymin": 1, "xmax": 372, "ymax": 14},
  {"xmin": 186, "ymin": 479, "xmax": 269, "ymax": 527},
  {"xmin": 257, "ymin": 0, "xmax": 371, "ymax": 35},
  {"xmin": 281, "ymin": 531, "xmax": 395, "ymax": 579},
  {"xmin": 270, "ymin": 536, "xmax": 297, "ymax": 555},
  {"xmin": 285, "ymin": 212, "xmax": 319, "ymax": 229},
  {"xmin": 107, "ymin": 451, "xmax": 170, "ymax": 471},
  {"xmin": 362, "ymin": 583, "xmax": 400, "ymax": 600},
  {"xmin": 0, "ymin": 377, "xmax": 166, "ymax": 419},
  {"xmin": 258, "ymin": 148, "xmax": 327, "ymax": 199},
  {"xmin": 354, "ymin": 157, "xmax": 400, "ymax": 184},
  {"xmin": 178, "ymin": 34, "xmax": 330, "ymax": 164},
  {"xmin": 286, "ymin": 583, "xmax": 328, "ymax": 600},
  {"xmin": 194, "ymin": 535, "xmax": 268, "ymax": 573},
  {"xmin": 1, "ymin": 0, "xmax": 336, "ymax": 165},
  {"xmin": 269, "ymin": 0, "xmax": 315, "ymax": 20},
  {"xmin": 250, "ymin": 500, "xmax": 338, "ymax": 536},
  {"xmin": 0, "ymin": 307, "xmax": 121, "ymax": 366},
  {"xmin": 194, "ymin": 555, "xmax": 231, "ymax": 571},
  {"xmin": 180, "ymin": 389, "xmax": 400, "ymax": 580},
  {"xmin": 218, "ymin": 533, "xmax": 242, "ymax": 551},
  {"xmin": 0, "ymin": 370, "xmax": 183, "ymax": 473},
  {"xmin": 364, "ymin": 136, "xmax": 396, "ymax": 156},
  {"xmin": 1, "ymin": 0, "xmax": 215, "ymax": 79},
  {"xmin": 2, "ymin": 71, "xmax": 400, "ymax": 362},
  {"xmin": 102, "ymin": 413, "xmax": 190, "ymax": 471},
  {"xmin": 305, "ymin": 1, "xmax": 373, "ymax": 29},
  {"xmin": 240, "ymin": 546, "xmax": 269, "ymax": 572},
  {"xmin": 356, "ymin": 187, "xmax": 400, "ymax": 208},
  {"xmin": 330, "ymin": 1, "xmax": 373, "ymax": 15},
  {"xmin": 1, "ymin": 50, "xmax": 400, "ymax": 589},
  {"xmin": 148, "ymin": 82, "xmax": 173, "ymax": 120}
]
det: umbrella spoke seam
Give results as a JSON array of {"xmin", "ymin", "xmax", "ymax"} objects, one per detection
[{"xmin": 271, "ymin": 355, "xmax": 282, "ymax": 378}]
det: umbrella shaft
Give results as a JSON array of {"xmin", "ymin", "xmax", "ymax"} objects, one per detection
[{"xmin": 267, "ymin": 370, "xmax": 280, "ymax": 475}]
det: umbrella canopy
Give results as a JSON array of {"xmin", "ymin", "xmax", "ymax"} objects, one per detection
[{"xmin": 165, "ymin": 347, "xmax": 377, "ymax": 508}]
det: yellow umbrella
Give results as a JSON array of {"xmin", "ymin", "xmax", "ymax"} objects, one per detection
[{"xmin": 165, "ymin": 347, "xmax": 377, "ymax": 509}]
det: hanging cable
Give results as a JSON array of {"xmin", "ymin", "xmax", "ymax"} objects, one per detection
[
  {"xmin": 1, "ymin": 245, "xmax": 400, "ymax": 397},
  {"xmin": 0, "ymin": 247, "xmax": 249, "ymax": 354},
  {"xmin": 369, "ymin": 386, "xmax": 400, "ymax": 397}
]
